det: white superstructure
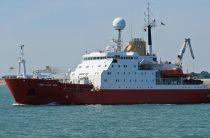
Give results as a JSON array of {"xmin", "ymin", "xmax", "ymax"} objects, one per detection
[{"xmin": 70, "ymin": 17, "xmax": 208, "ymax": 90}]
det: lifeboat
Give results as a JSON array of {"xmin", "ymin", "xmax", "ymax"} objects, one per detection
[{"xmin": 161, "ymin": 68, "xmax": 189, "ymax": 78}]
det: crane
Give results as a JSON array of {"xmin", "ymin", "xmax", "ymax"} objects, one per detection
[{"xmin": 176, "ymin": 38, "xmax": 195, "ymax": 67}]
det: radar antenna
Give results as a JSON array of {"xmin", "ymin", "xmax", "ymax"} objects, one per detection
[
  {"xmin": 112, "ymin": 17, "xmax": 126, "ymax": 52},
  {"xmin": 144, "ymin": 3, "xmax": 156, "ymax": 55},
  {"xmin": 17, "ymin": 45, "xmax": 27, "ymax": 78}
]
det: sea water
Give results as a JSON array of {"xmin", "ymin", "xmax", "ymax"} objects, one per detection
[{"xmin": 1, "ymin": 85, "xmax": 210, "ymax": 138}]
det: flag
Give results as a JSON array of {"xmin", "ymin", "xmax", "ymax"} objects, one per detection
[
  {"xmin": 9, "ymin": 67, "xmax": 14, "ymax": 70},
  {"xmin": 161, "ymin": 22, "xmax": 165, "ymax": 25}
]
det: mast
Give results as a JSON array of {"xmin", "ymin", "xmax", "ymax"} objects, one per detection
[
  {"xmin": 17, "ymin": 45, "xmax": 27, "ymax": 78},
  {"xmin": 144, "ymin": 3, "xmax": 156, "ymax": 55}
]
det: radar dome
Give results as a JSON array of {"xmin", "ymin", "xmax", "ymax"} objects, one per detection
[{"xmin": 113, "ymin": 17, "xmax": 126, "ymax": 30}]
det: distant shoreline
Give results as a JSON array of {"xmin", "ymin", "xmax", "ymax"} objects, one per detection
[{"xmin": 0, "ymin": 79, "xmax": 6, "ymax": 85}]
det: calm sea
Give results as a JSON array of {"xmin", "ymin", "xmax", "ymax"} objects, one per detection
[{"xmin": 1, "ymin": 85, "xmax": 210, "ymax": 138}]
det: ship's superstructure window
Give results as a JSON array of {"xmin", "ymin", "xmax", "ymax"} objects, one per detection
[
  {"xmin": 83, "ymin": 56, "xmax": 107, "ymax": 60},
  {"xmin": 83, "ymin": 55, "xmax": 139, "ymax": 61},
  {"xmin": 153, "ymin": 58, "xmax": 157, "ymax": 61}
]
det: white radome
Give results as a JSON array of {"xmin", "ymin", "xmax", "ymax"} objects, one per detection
[{"xmin": 113, "ymin": 17, "xmax": 126, "ymax": 30}]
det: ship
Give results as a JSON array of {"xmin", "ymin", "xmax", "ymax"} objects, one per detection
[{"xmin": 5, "ymin": 5, "xmax": 210, "ymax": 105}]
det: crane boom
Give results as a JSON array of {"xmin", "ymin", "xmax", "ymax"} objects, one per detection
[
  {"xmin": 176, "ymin": 38, "xmax": 195, "ymax": 67},
  {"xmin": 188, "ymin": 39, "xmax": 195, "ymax": 59}
]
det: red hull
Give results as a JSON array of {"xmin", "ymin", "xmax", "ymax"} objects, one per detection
[{"xmin": 5, "ymin": 78, "xmax": 210, "ymax": 104}]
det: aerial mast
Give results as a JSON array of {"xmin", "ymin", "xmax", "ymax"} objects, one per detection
[{"xmin": 144, "ymin": 3, "xmax": 156, "ymax": 55}]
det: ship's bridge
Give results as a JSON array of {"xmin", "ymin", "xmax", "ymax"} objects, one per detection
[{"xmin": 82, "ymin": 51, "xmax": 157, "ymax": 63}]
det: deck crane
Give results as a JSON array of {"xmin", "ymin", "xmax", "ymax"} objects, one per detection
[{"xmin": 176, "ymin": 38, "xmax": 195, "ymax": 67}]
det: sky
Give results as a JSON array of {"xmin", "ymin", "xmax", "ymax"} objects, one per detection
[{"xmin": 0, "ymin": 0, "xmax": 210, "ymax": 76}]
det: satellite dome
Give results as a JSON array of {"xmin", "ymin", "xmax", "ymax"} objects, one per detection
[{"xmin": 113, "ymin": 17, "xmax": 126, "ymax": 30}]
